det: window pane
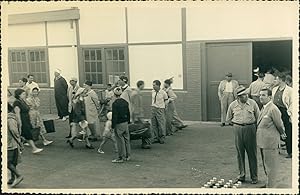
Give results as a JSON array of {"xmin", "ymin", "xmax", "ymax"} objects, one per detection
[
  {"xmin": 113, "ymin": 61, "xmax": 119, "ymax": 72},
  {"xmin": 16, "ymin": 63, "xmax": 21, "ymax": 72},
  {"xmin": 98, "ymin": 74, "xmax": 103, "ymax": 84},
  {"xmin": 35, "ymin": 52, "xmax": 40, "ymax": 61},
  {"xmin": 119, "ymin": 61, "xmax": 125, "ymax": 72},
  {"xmin": 40, "ymin": 51, "xmax": 45, "ymax": 61},
  {"xmin": 21, "ymin": 52, "xmax": 26, "ymax": 61},
  {"xmin": 35, "ymin": 73, "xmax": 41, "ymax": 83},
  {"xmin": 106, "ymin": 50, "xmax": 112, "ymax": 60},
  {"xmin": 41, "ymin": 62, "xmax": 46, "ymax": 72},
  {"xmin": 16, "ymin": 52, "xmax": 21, "ymax": 62},
  {"xmin": 41, "ymin": 73, "xmax": 47, "ymax": 83},
  {"xmin": 91, "ymin": 50, "xmax": 96, "ymax": 60},
  {"xmin": 91, "ymin": 74, "xmax": 97, "ymax": 84},
  {"xmin": 91, "ymin": 62, "xmax": 96, "ymax": 72},
  {"xmin": 84, "ymin": 50, "xmax": 90, "ymax": 60},
  {"xmin": 96, "ymin": 62, "xmax": 102, "ymax": 72},
  {"xmin": 30, "ymin": 63, "xmax": 35, "ymax": 72},
  {"xmin": 96, "ymin": 50, "xmax": 101, "ymax": 60},
  {"xmin": 30, "ymin": 52, "xmax": 35, "ymax": 61},
  {"xmin": 86, "ymin": 74, "xmax": 91, "ymax": 81},
  {"xmin": 36, "ymin": 62, "xmax": 41, "ymax": 72},
  {"xmin": 11, "ymin": 52, "xmax": 16, "ymax": 62},
  {"xmin": 119, "ymin": 49, "xmax": 124, "ymax": 60},
  {"xmin": 113, "ymin": 50, "xmax": 118, "ymax": 60},
  {"xmin": 21, "ymin": 63, "xmax": 27, "ymax": 72},
  {"xmin": 85, "ymin": 62, "xmax": 90, "ymax": 72}
]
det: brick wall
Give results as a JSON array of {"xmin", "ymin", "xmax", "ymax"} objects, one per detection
[{"xmin": 8, "ymin": 43, "xmax": 204, "ymax": 121}]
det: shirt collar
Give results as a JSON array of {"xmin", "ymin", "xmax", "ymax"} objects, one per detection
[{"xmin": 263, "ymin": 100, "xmax": 272, "ymax": 109}]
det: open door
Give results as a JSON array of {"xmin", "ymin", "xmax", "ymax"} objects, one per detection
[{"xmin": 205, "ymin": 42, "xmax": 252, "ymax": 121}]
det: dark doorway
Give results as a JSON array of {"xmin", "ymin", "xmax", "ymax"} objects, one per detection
[{"xmin": 252, "ymin": 40, "xmax": 292, "ymax": 80}]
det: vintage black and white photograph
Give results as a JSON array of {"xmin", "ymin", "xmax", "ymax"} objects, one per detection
[{"xmin": 1, "ymin": 1, "xmax": 299, "ymax": 194}]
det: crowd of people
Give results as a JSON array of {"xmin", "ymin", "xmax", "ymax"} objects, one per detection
[
  {"xmin": 7, "ymin": 69, "xmax": 188, "ymax": 187},
  {"xmin": 218, "ymin": 67, "xmax": 293, "ymax": 188}
]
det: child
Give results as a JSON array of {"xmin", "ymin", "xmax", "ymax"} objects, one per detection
[
  {"xmin": 7, "ymin": 103, "xmax": 24, "ymax": 188},
  {"xmin": 67, "ymin": 90, "xmax": 94, "ymax": 149},
  {"xmin": 97, "ymin": 112, "xmax": 118, "ymax": 154}
]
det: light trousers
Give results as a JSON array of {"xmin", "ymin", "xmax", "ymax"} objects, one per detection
[
  {"xmin": 220, "ymin": 92, "xmax": 234, "ymax": 123},
  {"xmin": 151, "ymin": 107, "xmax": 166, "ymax": 141},
  {"xmin": 114, "ymin": 122, "xmax": 131, "ymax": 159},
  {"xmin": 260, "ymin": 148, "xmax": 279, "ymax": 188}
]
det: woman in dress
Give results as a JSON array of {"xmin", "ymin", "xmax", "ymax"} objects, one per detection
[
  {"xmin": 82, "ymin": 80, "xmax": 100, "ymax": 141},
  {"xmin": 13, "ymin": 89, "xmax": 43, "ymax": 154},
  {"xmin": 26, "ymin": 87, "xmax": 53, "ymax": 146}
]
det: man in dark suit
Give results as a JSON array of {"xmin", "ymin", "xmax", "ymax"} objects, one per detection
[{"xmin": 257, "ymin": 88, "xmax": 286, "ymax": 188}]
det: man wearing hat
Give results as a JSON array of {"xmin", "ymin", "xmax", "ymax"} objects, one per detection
[
  {"xmin": 218, "ymin": 73, "xmax": 239, "ymax": 127},
  {"xmin": 111, "ymin": 87, "xmax": 131, "ymax": 163},
  {"xmin": 54, "ymin": 69, "xmax": 69, "ymax": 121},
  {"xmin": 118, "ymin": 76, "xmax": 133, "ymax": 122},
  {"xmin": 226, "ymin": 85, "xmax": 260, "ymax": 184},
  {"xmin": 66, "ymin": 77, "xmax": 82, "ymax": 138}
]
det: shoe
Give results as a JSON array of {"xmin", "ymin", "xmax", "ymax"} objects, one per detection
[
  {"xmin": 251, "ymin": 180, "xmax": 258, "ymax": 184},
  {"xmin": 55, "ymin": 116, "xmax": 61, "ymax": 120},
  {"xmin": 141, "ymin": 144, "xmax": 151, "ymax": 149},
  {"xmin": 237, "ymin": 177, "xmax": 245, "ymax": 182},
  {"xmin": 152, "ymin": 140, "xmax": 160, "ymax": 144},
  {"xmin": 32, "ymin": 148, "xmax": 43, "ymax": 154},
  {"xmin": 65, "ymin": 135, "xmax": 71, "ymax": 138},
  {"xmin": 97, "ymin": 148, "xmax": 104, "ymax": 154},
  {"xmin": 66, "ymin": 140, "xmax": 74, "ymax": 148},
  {"xmin": 86, "ymin": 145, "xmax": 94, "ymax": 149},
  {"xmin": 43, "ymin": 140, "xmax": 53, "ymax": 146},
  {"xmin": 221, "ymin": 123, "xmax": 225, "ymax": 127},
  {"xmin": 260, "ymin": 184, "xmax": 267, "ymax": 188},
  {"xmin": 125, "ymin": 156, "xmax": 131, "ymax": 161},
  {"xmin": 286, "ymin": 154, "xmax": 292, "ymax": 158},
  {"xmin": 280, "ymin": 143, "xmax": 286, "ymax": 147},
  {"xmin": 10, "ymin": 176, "xmax": 23, "ymax": 188},
  {"xmin": 62, "ymin": 117, "xmax": 67, "ymax": 121},
  {"xmin": 24, "ymin": 143, "xmax": 30, "ymax": 146},
  {"xmin": 159, "ymin": 140, "xmax": 165, "ymax": 144},
  {"xmin": 7, "ymin": 178, "xmax": 15, "ymax": 185},
  {"xmin": 178, "ymin": 124, "xmax": 188, "ymax": 130},
  {"xmin": 112, "ymin": 158, "xmax": 124, "ymax": 163},
  {"xmin": 79, "ymin": 131, "xmax": 86, "ymax": 135}
]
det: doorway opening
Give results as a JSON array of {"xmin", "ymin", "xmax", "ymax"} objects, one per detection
[{"xmin": 252, "ymin": 40, "xmax": 292, "ymax": 81}]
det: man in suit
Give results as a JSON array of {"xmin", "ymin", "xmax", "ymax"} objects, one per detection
[
  {"xmin": 226, "ymin": 86, "xmax": 260, "ymax": 184},
  {"xmin": 218, "ymin": 73, "xmax": 239, "ymax": 127},
  {"xmin": 272, "ymin": 73, "xmax": 292, "ymax": 158},
  {"xmin": 257, "ymin": 88, "xmax": 286, "ymax": 188}
]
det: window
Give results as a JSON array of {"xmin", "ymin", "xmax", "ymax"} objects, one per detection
[
  {"xmin": 82, "ymin": 47, "xmax": 127, "ymax": 87},
  {"xmin": 9, "ymin": 49, "xmax": 48, "ymax": 86}
]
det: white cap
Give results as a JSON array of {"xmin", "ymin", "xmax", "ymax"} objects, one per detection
[{"xmin": 54, "ymin": 68, "xmax": 62, "ymax": 74}]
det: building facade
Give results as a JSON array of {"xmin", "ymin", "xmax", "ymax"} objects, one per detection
[{"xmin": 5, "ymin": 3, "xmax": 298, "ymax": 121}]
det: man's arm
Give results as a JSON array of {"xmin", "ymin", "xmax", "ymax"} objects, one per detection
[
  {"xmin": 168, "ymin": 89, "xmax": 177, "ymax": 102},
  {"xmin": 271, "ymin": 107, "xmax": 286, "ymax": 135},
  {"xmin": 226, "ymin": 103, "xmax": 234, "ymax": 124},
  {"xmin": 253, "ymin": 101, "xmax": 260, "ymax": 121},
  {"xmin": 217, "ymin": 81, "xmax": 223, "ymax": 100},
  {"xmin": 111, "ymin": 102, "xmax": 117, "ymax": 129},
  {"xmin": 163, "ymin": 91, "xmax": 169, "ymax": 106}
]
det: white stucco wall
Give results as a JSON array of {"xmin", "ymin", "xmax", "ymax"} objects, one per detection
[
  {"xmin": 47, "ymin": 20, "xmax": 77, "ymax": 46},
  {"xmin": 127, "ymin": 7, "xmax": 182, "ymax": 43},
  {"xmin": 8, "ymin": 23, "xmax": 46, "ymax": 47},
  {"xmin": 129, "ymin": 44, "xmax": 183, "ymax": 89},
  {"xmin": 48, "ymin": 47, "xmax": 78, "ymax": 87},
  {"xmin": 79, "ymin": 7, "xmax": 126, "ymax": 45}
]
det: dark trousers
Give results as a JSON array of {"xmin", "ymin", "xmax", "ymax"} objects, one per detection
[
  {"xmin": 55, "ymin": 95, "xmax": 69, "ymax": 118},
  {"xmin": 234, "ymin": 124, "xmax": 258, "ymax": 180},
  {"xmin": 278, "ymin": 107, "xmax": 292, "ymax": 155}
]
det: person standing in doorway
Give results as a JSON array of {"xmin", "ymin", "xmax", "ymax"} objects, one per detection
[
  {"xmin": 112, "ymin": 87, "xmax": 131, "ymax": 163},
  {"xmin": 26, "ymin": 74, "xmax": 40, "ymax": 93},
  {"xmin": 54, "ymin": 69, "xmax": 69, "ymax": 121},
  {"xmin": 248, "ymin": 72, "xmax": 266, "ymax": 110},
  {"xmin": 257, "ymin": 88, "xmax": 286, "ymax": 188},
  {"xmin": 82, "ymin": 80, "xmax": 100, "ymax": 141},
  {"xmin": 272, "ymin": 73, "xmax": 292, "ymax": 158},
  {"xmin": 163, "ymin": 78, "xmax": 187, "ymax": 135},
  {"xmin": 218, "ymin": 73, "xmax": 239, "ymax": 127},
  {"xmin": 66, "ymin": 77, "xmax": 82, "ymax": 138},
  {"xmin": 119, "ymin": 76, "xmax": 133, "ymax": 122},
  {"xmin": 226, "ymin": 86, "xmax": 260, "ymax": 184},
  {"xmin": 151, "ymin": 80, "xmax": 169, "ymax": 144}
]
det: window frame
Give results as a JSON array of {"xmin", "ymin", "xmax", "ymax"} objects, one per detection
[
  {"xmin": 80, "ymin": 45, "xmax": 129, "ymax": 89},
  {"xmin": 8, "ymin": 47, "xmax": 50, "ymax": 87}
]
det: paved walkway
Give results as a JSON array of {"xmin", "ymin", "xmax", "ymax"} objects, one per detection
[{"xmin": 8, "ymin": 119, "xmax": 292, "ymax": 189}]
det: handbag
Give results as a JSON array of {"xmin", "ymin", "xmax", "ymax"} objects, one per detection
[
  {"xmin": 31, "ymin": 127, "xmax": 41, "ymax": 141},
  {"xmin": 43, "ymin": 119, "xmax": 55, "ymax": 133}
]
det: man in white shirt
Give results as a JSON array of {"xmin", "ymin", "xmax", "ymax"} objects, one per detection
[
  {"xmin": 151, "ymin": 80, "xmax": 169, "ymax": 144},
  {"xmin": 26, "ymin": 74, "xmax": 40, "ymax": 93},
  {"xmin": 248, "ymin": 72, "xmax": 266, "ymax": 109},
  {"xmin": 218, "ymin": 73, "xmax": 239, "ymax": 126}
]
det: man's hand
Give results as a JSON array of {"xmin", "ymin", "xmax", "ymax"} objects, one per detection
[{"xmin": 280, "ymin": 133, "xmax": 287, "ymax": 140}]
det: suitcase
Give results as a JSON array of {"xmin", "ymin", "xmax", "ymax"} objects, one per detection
[
  {"xmin": 43, "ymin": 119, "xmax": 55, "ymax": 133},
  {"xmin": 129, "ymin": 121, "xmax": 151, "ymax": 140}
]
